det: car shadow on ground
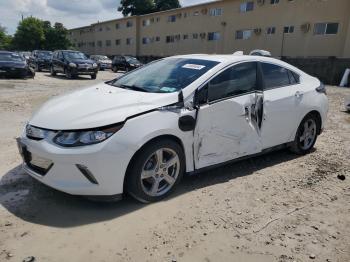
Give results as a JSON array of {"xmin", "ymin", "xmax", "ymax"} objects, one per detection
[{"xmin": 0, "ymin": 148, "xmax": 302, "ymax": 228}]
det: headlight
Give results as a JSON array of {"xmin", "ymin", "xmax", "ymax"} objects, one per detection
[
  {"xmin": 69, "ymin": 62, "xmax": 77, "ymax": 68},
  {"xmin": 26, "ymin": 125, "xmax": 53, "ymax": 140},
  {"xmin": 92, "ymin": 63, "xmax": 98, "ymax": 68},
  {"xmin": 53, "ymin": 124, "xmax": 123, "ymax": 147}
]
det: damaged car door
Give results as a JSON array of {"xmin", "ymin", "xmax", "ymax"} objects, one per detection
[{"xmin": 194, "ymin": 62, "xmax": 263, "ymax": 169}]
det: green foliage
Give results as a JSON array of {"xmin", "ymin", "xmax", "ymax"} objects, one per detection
[
  {"xmin": 155, "ymin": 0, "xmax": 180, "ymax": 11},
  {"xmin": 118, "ymin": 0, "xmax": 181, "ymax": 16},
  {"xmin": 0, "ymin": 25, "xmax": 13, "ymax": 50},
  {"xmin": 11, "ymin": 17, "xmax": 71, "ymax": 51}
]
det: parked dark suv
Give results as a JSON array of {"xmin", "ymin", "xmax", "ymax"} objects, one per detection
[
  {"xmin": 112, "ymin": 55, "xmax": 143, "ymax": 72},
  {"xmin": 29, "ymin": 50, "xmax": 53, "ymax": 71},
  {"xmin": 50, "ymin": 50, "xmax": 98, "ymax": 79}
]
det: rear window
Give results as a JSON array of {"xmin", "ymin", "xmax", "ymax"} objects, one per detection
[{"xmin": 261, "ymin": 63, "xmax": 300, "ymax": 89}]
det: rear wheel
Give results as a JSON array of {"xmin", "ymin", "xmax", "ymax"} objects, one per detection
[
  {"xmin": 290, "ymin": 114, "xmax": 319, "ymax": 155},
  {"xmin": 112, "ymin": 65, "xmax": 118, "ymax": 73},
  {"xmin": 91, "ymin": 74, "xmax": 97, "ymax": 80},
  {"xmin": 126, "ymin": 139, "xmax": 185, "ymax": 203}
]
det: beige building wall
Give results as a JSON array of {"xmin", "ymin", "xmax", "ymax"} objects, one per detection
[{"xmin": 68, "ymin": 0, "xmax": 350, "ymax": 58}]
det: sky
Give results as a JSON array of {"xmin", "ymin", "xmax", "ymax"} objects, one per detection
[{"xmin": 0, "ymin": 0, "xmax": 210, "ymax": 35}]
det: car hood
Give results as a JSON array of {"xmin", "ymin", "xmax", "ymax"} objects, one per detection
[
  {"xmin": 0, "ymin": 61, "xmax": 26, "ymax": 68},
  {"xmin": 29, "ymin": 82, "xmax": 179, "ymax": 130}
]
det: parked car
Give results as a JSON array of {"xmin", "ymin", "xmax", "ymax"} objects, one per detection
[
  {"xmin": 18, "ymin": 51, "xmax": 31, "ymax": 61},
  {"xmin": 29, "ymin": 50, "xmax": 53, "ymax": 72},
  {"xmin": 17, "ymin": 54, "xmax": 328, "ymax": 203},
  {"xmin": 90, "ymin": 55, "xmax": 112, "ymax": 70},
  {"xmin": 112, "ymin": 55, "xmax": 143, "ymax": 72},
  {"xmin": 0, "ymin": 51, "xmax": 35, "ymax": 78},
  {"xmin": 50, "ymin": 50, "xmax": 98, "ymax": 79}
]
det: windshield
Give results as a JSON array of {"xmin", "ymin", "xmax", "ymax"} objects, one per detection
[
  {"xmin": 37, "ymin": 51, "xmax": 53, "ymax": 59},
  {"xmin": 125, "ymin": 56, "xmax": 140, "ymax": 64},
  {"xmin": 63, "ymin": 51, "xmax": 87, "ymax": 60},
  {"xmin": 0, "ymin": 53, "xmax": 25, "ymax": 62},
  {"xmin": 109, "ymin": 58, "xmax": 219, "ymax": 93}
]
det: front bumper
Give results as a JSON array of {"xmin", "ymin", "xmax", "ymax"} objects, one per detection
[
  {"xmin": 70, "ymin": 67, "xmax": 98, "ymax": 75},
  {"xmin": 0, "ymin": 67, "xmax": 30, "ymax": 78},
  {"xmin": 16, "ymin": 134, "xmax": 135, "ymax": 196}
]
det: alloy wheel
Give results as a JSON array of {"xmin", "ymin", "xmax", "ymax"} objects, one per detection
[
  {"xmin": 140, "ymin": 148, "xmax": 180, "ymax": 197},
  {"xmin": 299, "ymin": 118, "xmax": 317, "ymax": 150}
]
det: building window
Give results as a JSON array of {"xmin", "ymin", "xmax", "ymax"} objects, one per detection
[
  {"xmin": 236, "ymin": 30, "xmax": 252, "ymax": 40},
  {"xmin": 183, "ymin": 34, "xmax": 189, "ymax": 40},
  {"xmin": 193, "ymin": 11, "xmax": 199, "ymax": 16},
  {"xmin": 106, "ymin": 40, "xmax": 111, "ymax": 46},
  {"xmin": 155, "ymin": 36, "xmax": 160, "ymax": 42},
  {"xmin": 98, "ymin": 27, "xmax": 103, "ymax": 32},
  {"xmin": 284, "ymin": 25, "xmax": 294, "ymax": 34},
  {"xmin": 115, "ymin": 23, "xmax": 119, "ymax": 29},
  {"xmin": 105, "ymin": 26, "xmax": 111, "ymax": 31},
  {"xmin": 314, "ymin": 23, "xmax": 339, "ymax": 35},
  {"xmin": 97, "ymin": 40, "xmax": 102, "ymax": 47},
  {"xmin": 126, "ymin": 38, "xmax": 133, "ymax": 45},
  {"xmin": 143, "ymin": 19, "xmax": 151, "ymax": 27},
  {"xmin": 208, "ymin": 32, "xmax": 220, "ymax": 41},
  {"xmin": 168, "ymin": 15, "xmax": 176, "ymax": 22},
  {"xmin": 126, "ymin": 21, "xmax": 133, "ymax": 27},
  {"xmin": 209, "ymin": 8, "xmax": 223, "ymax": 16},
  {"xmin": 270, "ymin": 0, "xmax": 279, "ymax": 4},
  {"xmin": 142, "ymin": 37, "xmax": 151, "ymax": 44},
  {"xmin": 193, "ymin": 33, "xmax": 198, "ymax": 39},
  {"xmin": 156, "ymin": 17, "xmax": 160, "ymax": 22},
  {"xmin": 240, "ymin": 2, "xmax": 254, "ymax": 13},
  {"xmin": 115, "ymin": 39, "xmax": 121, "ymax": 45},
  {"xmin": 166, "ymin": 35, "xmax": 175, "ymax": 43},
  {"xmin": 267, "ymin": 27, "xmax": 276, "ymax": 35}
]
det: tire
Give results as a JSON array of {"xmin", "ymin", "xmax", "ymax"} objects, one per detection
[
  {"xmin": 91, "ymin": 74, "xmax": 97, "ymax": 80},
  {"xmin": 112, "ymin": 65, "xmax": 118, "ymax": 73},
  {"xmin": 65, "ymin": 69, "xmax": 73, "ymax": 79},
  {"xmin": 126, "ymin": 139, "xmax": 185, "ymax": 203},
  {"xmin": 35, "ymin": 64, "xmax": 41, "ymax": 72},
  {"xmin": 50, "ymin": 66, "xmax": 56, "ymax": 76},
  {"xmin": 289, "ymin": 113, "xmax": 319, "ymax": 155}
]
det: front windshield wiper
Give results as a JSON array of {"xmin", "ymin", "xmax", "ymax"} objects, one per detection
[{"xmin": 118, "ymin": 84, "xmax": 150, "ymax": 93}]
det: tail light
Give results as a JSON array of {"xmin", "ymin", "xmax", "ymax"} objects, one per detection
[{"xmin": 316, "ymin": 82, "xmax": 327, "ymax": 95}]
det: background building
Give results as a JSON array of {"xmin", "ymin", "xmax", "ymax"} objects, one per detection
[{"xmin": 69, "ymin": 0, "xmax": 350, "ymax": 59}]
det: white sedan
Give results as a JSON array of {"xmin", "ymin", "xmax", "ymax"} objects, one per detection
[{"xmin": 17, "ymin": 54, "xmax": 328, "ymax": 202}]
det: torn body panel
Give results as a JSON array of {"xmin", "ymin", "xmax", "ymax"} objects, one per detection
[{"xmin": 194, "ymin": 93, "xmax": 262, "ymax": 169}]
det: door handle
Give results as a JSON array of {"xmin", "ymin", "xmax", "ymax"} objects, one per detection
[{"xmin": 295, "ymin": 91, "xmax": 303, "ymax": 98}]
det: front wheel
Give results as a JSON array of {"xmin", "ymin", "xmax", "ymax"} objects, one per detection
[
  {"xmin": 126, "ymin": 139, "xmax": 185, "ymax": 203},
  {"xmin": 289, "ymin": 114, "xmax": 319, "ymax": 155},
  {"xmin": 65, "ymin": 69, "xmax": 73, "ymax": 79},
  {"xmin": 112, "ymin": 65, "xmax": 118, "ymax": 73},
  {"xmin": 50, "ymin": 66, "xmax": 56, "ymax": 76}
]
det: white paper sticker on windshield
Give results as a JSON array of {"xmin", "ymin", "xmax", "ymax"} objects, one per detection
[{"xmin": 182, "ymin": 64, "xmax": 206, "ymax": 70}]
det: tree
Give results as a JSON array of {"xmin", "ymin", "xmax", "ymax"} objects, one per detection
[
  {"xmin": 0, "ymin": 25, "xmax": 12, "ymax": 50},
  {"xmin": 118, "ymin": 0, "xmax": 181, "ymax": 16},
  {"xmin": 12, "ymin": 17, "xmax": 45, "ymax": 50},
  {"xmin": 43, "ymin": 22, "xmax": 71, "ymax": 50},
  {"xmin": 118, "ymin": 0, "xmax": 155, "ymax": 16},
  {"xmin": 155, "ymin": 0, "xmax": 180, "ymax": 11}
]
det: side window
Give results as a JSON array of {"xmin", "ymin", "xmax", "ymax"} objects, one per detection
[
  {"xmin": 58, "ymin": 52, "xmax": 63, "ymax": 60},
  {"xmin": 208, "ymin": 62, "xmax": 257, "ymax": 102},
  {"xmin": 261, "ymin": 63, "xmax": 291, "ymax": 89}
]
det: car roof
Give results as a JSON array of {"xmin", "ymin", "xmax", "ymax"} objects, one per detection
[{"xmin": 0, "ymin": 51, "xmax": 15, "ymax": 54}]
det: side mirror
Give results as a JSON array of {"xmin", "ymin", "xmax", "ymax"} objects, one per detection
[{"xmin": 194, "ymin": 85, "xmax": 208, "ymax": 107}]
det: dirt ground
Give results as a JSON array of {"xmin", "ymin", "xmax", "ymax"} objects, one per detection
[{"xmin": 0, "ymin": 71, "xmax": 349, "ymax": 262}]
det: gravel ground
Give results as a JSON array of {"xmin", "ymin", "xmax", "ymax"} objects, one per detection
[{"xmin": 0, "ymin": 71, "xmax": 349, "ymax": 262}]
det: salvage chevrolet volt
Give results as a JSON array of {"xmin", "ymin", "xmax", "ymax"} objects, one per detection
[{"xmin": 17, "ymin": 55, "xmax": 328, "ymax": 202}]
